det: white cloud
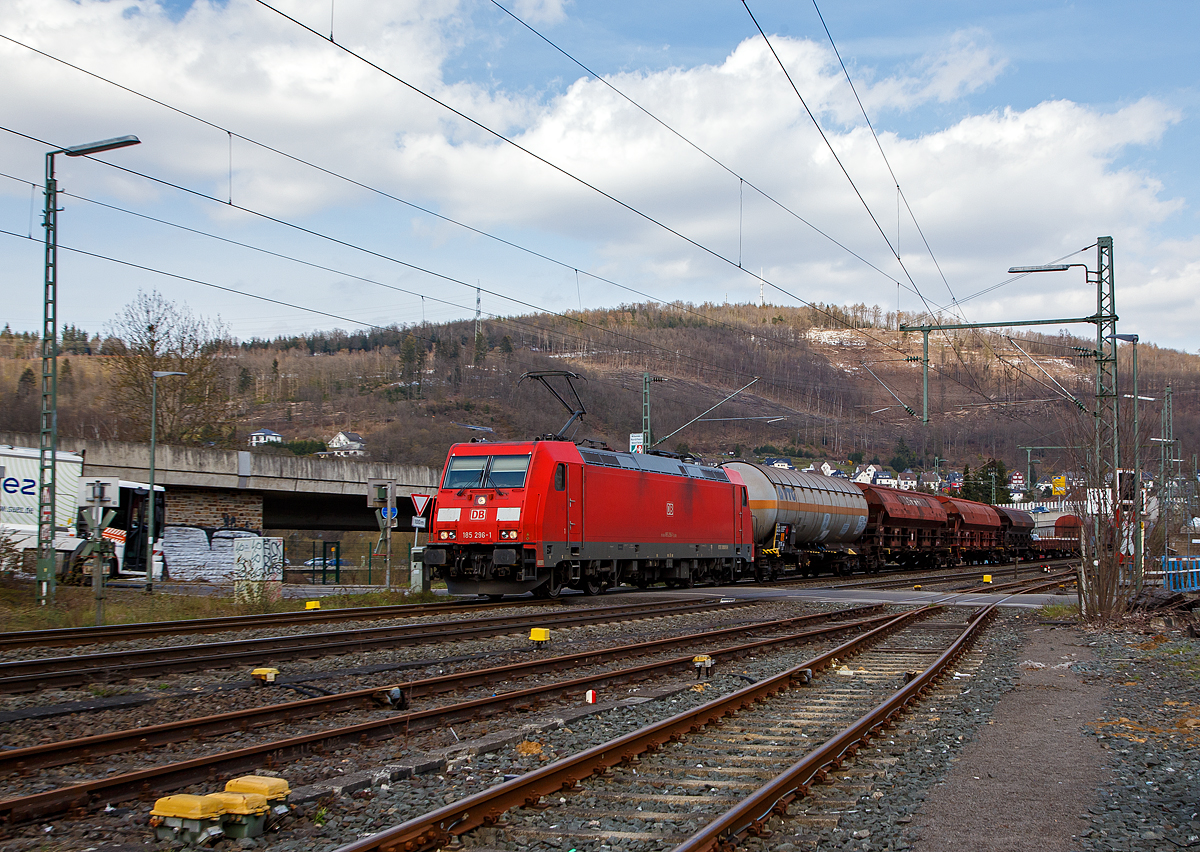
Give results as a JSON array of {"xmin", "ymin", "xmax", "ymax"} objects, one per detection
[
  {"xmin": 510, "ymin": 0, "xmax": 570, "ymax": 26},
  {"xmin": 0, "ymin": 1, "xmax": 1193, "ymax": 350}
]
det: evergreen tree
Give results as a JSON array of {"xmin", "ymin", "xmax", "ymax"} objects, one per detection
[
  {"xmin": 17, "ymin": 367, "xmax": 35, "ymax": 397},
  {"xmin": 238, "ymin": 366, "xmax": 254, "ymax": 394}
]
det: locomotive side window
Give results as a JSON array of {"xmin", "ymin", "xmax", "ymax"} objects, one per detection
[
  {"xmin": 742, "ymin": 487, "xmax": 748, "ymax": 506},
  {"xmin": 554, "ymin": 463, "xmax": 566, "ymax": 491}
]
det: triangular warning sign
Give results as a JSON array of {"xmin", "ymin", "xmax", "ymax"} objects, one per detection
[{"xmin": 411, "ymin": 493, "xmax": 431, "ymax": 515}]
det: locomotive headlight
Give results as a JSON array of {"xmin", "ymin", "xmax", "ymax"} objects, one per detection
[
  {"xmin": 439, "ymin": 530, "xmax": 456, "ymax": 541},
  {"xmin": 500, "ymin": 530, "xmax": 518, "ymax": 540}
]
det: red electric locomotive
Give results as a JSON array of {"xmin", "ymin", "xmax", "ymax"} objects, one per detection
[{"xmin": 421, "ymin": 440, "xmax": 756, "ymax": 598}]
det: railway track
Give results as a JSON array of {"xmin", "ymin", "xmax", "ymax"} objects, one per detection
[
  {"xmin": 331, "ymin": 604, "xmax": 994, "ymax": 852},
  {"xmin": 0, "ymin": 559, "xmax": 1076, "ymax": 657},
  {"xmin": 0, "ymin": 598, "xmax": 745, "ymax": 693},
  {"xmin": 765, "ymin": 557, "xmax": 1076, "ymax": 592},
  {"xmin": 0, "ymin": 605, "xmax": 892, "ymax": 822},
  {"xmin": 0, "ymin": 597, "xmax": 552, "ymax": 651}
]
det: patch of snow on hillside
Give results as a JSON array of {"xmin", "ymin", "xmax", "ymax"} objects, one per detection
[{"xmin": 805, "ymin": 328, "xmax": 869, "ymax": 346}]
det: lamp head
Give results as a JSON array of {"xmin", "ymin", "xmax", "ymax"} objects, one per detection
[
  {"xmin": 1007, "ymin": 264, "xmax": 1071, "ymax": 274},
  {"xmin": 1115, "ymin": 333, "xmax": 1139, "ymax": 344},
  {"xmin": 151, "ymin": 371, "xmax": 187, "ymax": 379},
  {"xmin": 63, "ymin": 135, "xmax": 141, "ymax": 157}
]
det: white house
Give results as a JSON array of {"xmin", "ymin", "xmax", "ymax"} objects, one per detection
[
  {"xmin": 873, "ymin": 471, "xmax": 899, "ymax": 488},
  {"xmin": 853, "ymin": 464, "xmax": 884, "ymax": 484},
  {"xmin": 248, "ymin": 429, "xmax": 283, "ymax": 447},
  {"xmin": 325, "ymin": 431, "xmax": 366, "ymax": 457},
  {"xmin": 897, "ymin": 472, "xmax": 919, "ymax": 491}
]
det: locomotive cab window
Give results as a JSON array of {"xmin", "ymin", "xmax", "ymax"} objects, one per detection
[
  {"xmin": 488, "ymin": 455, "xmax": 531, "ymax": 488},
  {"xmin": 554, "ymin": 463, "xmax": 566, "ymax": 491},
  {"xmin": 443, "ymin": 454, "xmax": 531, "ymax": 489}
]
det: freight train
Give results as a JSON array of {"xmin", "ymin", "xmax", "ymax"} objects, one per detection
[{"xmin": 421, "ymin": 439, "xmax": 1080, "ymax": 598}]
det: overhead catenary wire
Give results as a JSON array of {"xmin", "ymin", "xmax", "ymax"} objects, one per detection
[
  {"xmin": 2, "ymin": 118, "xmax": 1036, "ymax": 430},
  {"xmin": 1, "ymin": 24, "xmax": 1031, "ymax": 414},
  {"xmin": 0, "ymin": 129, "xmax": 753, "ymax": 383},
  {"xmin": 809, "ymin": 0, "xmax": 957, "ymax": 309},
  {"xmin": 484, "ymin": 0, "xmax": 907, "ymax": 290},
  {"xmin": 0, "ymin": 156, "xmax": 885, "ymax": 442},
  {"xmin": 3, "ymin": 15, "xmax": 1064, "ymax": 429},
  {"xmin": 739, "ymin": 0, "xmax": 987, "ymax": 400},
  {"xmin": 490, "ymin": 0, "xmax": 1050, "ymax": 335},
  {"xmin": 0, "ymin": 30, "xmax": 925, "ymax": 357},
  {"xmin": 0, "ymin": 172, "xmax": 838, "ymax": 421},
  {"xmin": 1, "ymin": 223, "xmax": 816, "ymax": 437},
  {"xmin": 246, "ymin": 4, "xmax": 1032, "ymax": 420}
]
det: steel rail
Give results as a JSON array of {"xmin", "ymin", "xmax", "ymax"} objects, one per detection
[
  {"xmin": 0, "ymin": 605, "xmax": 884, "ymax": 776},
  {"xmin": 327, "ymin": 607, "xmax": 934, "ymax": 852},
  {"xmin": 0, "ymin": 597, "xmax": 547, "ymax": 651},
  {"xmin": 766, "ymin": 556, "xmax": 1077, "ymax": 591},
  {"xmin": 835, "ymin": 561, "xmax": 1076, "ymax": 591},
  {"xmin": 0, "ymin": 599, "xmax": 744, "ymax": 693},
  {"xmin": 950, "ymin": 570, "xmax": 1076, "ymax": 597},
  {"xmin": 0, "ymin": 609, "xmax": 897, "ymax": 822},
  {"xmin": 670, "ymin": 604, "xmax": 997, "ymax": 851}
]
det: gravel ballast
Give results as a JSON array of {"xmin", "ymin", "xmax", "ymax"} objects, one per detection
[{"xmin": 2, "ymin": 603, "xmax": 1197, "ymax": 851}]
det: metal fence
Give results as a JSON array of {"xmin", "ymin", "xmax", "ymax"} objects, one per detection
[{"xmin": 1162, "ymin": 556, "xmax": 1200, "ymax": 592}]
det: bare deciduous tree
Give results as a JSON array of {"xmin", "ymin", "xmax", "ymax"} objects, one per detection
[{"xmin": 104, "ymin": 290, "xmax": 233, "ymax": 445}]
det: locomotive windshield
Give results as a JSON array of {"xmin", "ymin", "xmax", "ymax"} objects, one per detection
[{"xmin": 443, "ymin": 454, "xmax": 531, "ymax": 489}]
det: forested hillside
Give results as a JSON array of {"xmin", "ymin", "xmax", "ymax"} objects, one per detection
[{"xmin": 1, "ymin": 296, "xmax": 1196, "ymax": 476}]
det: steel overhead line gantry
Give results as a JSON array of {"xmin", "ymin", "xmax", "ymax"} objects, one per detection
[
  {"xmin": 903, "ymin": 237, "xmax": 1119, "ymax": 609},
  {"xmin": 899, "ymin": 313, "xmax": 1102, "ymax": 424}
]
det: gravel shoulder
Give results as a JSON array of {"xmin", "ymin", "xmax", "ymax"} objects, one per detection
[{"xmin": 908, "ymin": 623, "xmax": 1111, "ymax": 851}]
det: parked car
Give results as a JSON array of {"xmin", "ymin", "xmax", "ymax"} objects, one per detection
[{"xmin": 302, "ymin": 558, "xmax": 354, "ymax": 568}]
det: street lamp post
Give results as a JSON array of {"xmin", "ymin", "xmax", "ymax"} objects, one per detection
[
  {"xmin": 148, "ymin": 371, "xmax": 186, "ymax": 593},
  {"xmin": 37, "ymin": 135, "xmax": 141, "ymax": 606}
]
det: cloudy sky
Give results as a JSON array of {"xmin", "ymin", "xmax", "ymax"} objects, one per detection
[{"xmin": 1, "ymin": 0, "xmax": 1198, "ymax": 351}]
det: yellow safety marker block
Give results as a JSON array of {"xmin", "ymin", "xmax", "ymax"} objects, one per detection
[
  {"xmin": 150, "ymin": 794, "xmax": 225, "ymax": 821},
  {"xmin": 529, "ymin": 628, "xmax": 550, "ymax": 643},
  {"xmin": 251, "ymin": 667, "xmax": 280, "ymax": 684},
  {"xmin": 225, "ymin": 775, "xmax": 291, "ymax": 802},
  {"xmin": 305, "ymin": 601, "xmax": 321, "ymax": 610},
  {"xmin": 983, "ymin": 574, "xmax": 993, "ymax": 584}
]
